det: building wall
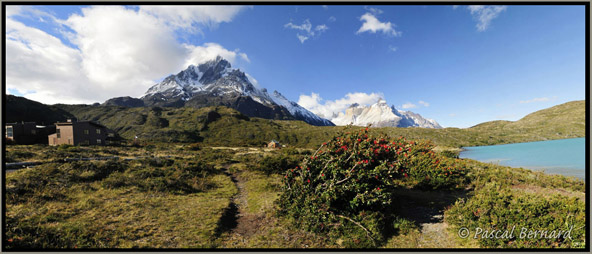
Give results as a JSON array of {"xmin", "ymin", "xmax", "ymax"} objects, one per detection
[
  {"xmin": 50, "ymin": 125, "xmax": 74, "ymax": 145},
  {"xmin": 5, "ymin": 122, "xmax": 44, "ymax": 144},
  {"xmin": 73, "ymin": 122, "xmax": 107, "ymax": 146}
]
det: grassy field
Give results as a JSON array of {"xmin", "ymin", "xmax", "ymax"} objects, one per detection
[{"xmin": 4, "ymin": 138, "xmax": 586, "ymax": 249}]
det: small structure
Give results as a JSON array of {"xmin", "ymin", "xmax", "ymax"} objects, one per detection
[
  {"xmin": 48, "ymin": 119, "xmax": 109, "ymax": 146},
  {"xmin": 5, "ymin": 122, "xmax": 56, "ymax": 145},
  {"xmin": 267, "ymin": 140, "xmax": 281, "ymax": 148}
]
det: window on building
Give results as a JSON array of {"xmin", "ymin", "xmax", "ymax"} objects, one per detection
[
  {"xmin": 96, "ymin": 129, "xmax": 101, "ymax": 134},
  {"xmin": 97, "ymin": 139, "xmax": 102, "ymax": 144},
  {"xmin": 84, "ymin": 129, "xmax": 89, "ymax": 135},
  {"xmin": 82, "ymin": 140, "xmax": 89, "ymax": 145},
  {"xmin": 57, "ymin": 129, "xmax": 61, "ymax": 138},
  {"xmin": 7, "ymin": 127, "xmax": 13, "ymax": 138}
]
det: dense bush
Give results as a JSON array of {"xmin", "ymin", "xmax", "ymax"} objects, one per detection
[
  {"xmin": 277, "ymin": 127, "xmax": 468, "ymax": 247},
  {"xmin": 445, "ymin": 182, "xmax": 585, "ymax": 248},
  {"xmin": 404, "ymin": 142, "xmax": 469, "ymax": 190},
  {"xmin": 252, "ymin": 153, "xmax": 302, "ymax": 175}
]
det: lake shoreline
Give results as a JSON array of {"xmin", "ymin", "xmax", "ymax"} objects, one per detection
[{"xmin": 459, "ymin": 137, "xmax": 585, "ymax": 180}]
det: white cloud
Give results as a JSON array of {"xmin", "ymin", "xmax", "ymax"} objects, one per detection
[
  {"xmin": 356, "ymin": 12, "xmax": 401, "ymax": 37},
  {"xmin": 285, "ymin": 19, "xmax": 312, "ymax": 32},
  {"xmin": 315, "ymin": 24, "xmax": 328, "ymax": 33},
  {"xmin": 418, "ymin": 100, "xmax": 430, "ymax": 107},
  {"xmin": 519, "ymin": 97, "xmax": 551, "ymax": 104},
  {"xmin": 297, "ymin": 34, "xmax": 309, "ymax": 43},
  {"xmin": 139, "ymin": 5, "xmax": 247, "ymax": 31},
  {"xmin": 6, "ymin": 18, "xmax": 90, "ymax": 104},
  {"xmin": 245, "ymin": 73, "xmax": 260, "ymax": 88},
  {"xmin": 364, "ymin": 6, "xmax": 384, "ymax": 15},
  {"xmin": 467, "ymin": 5, "xmax": 507, "ymax": 31},
  {"xmin": 6, "ymin": 5, "xmax": 248, "ymax": 105},
  {"xmin": 298, "ymin": 92, "xmax": 384, "ymax": 119},
  {"xmin": 328, "ymin": 16, "xmax": 336, "ymax": 22},
  {"xmin": 185, "ymin": 43, "xmax": 250, "ymax": 67},
  {"xmin": 388, "ymin": 45, "xmax": 398, "ymax": 52},
  {"xmin": 322, "ymin": 5, "xmax": 329, "ymax": 10},
  {"xmin": 284, "ymin": 19, "xmax": 329, "ymax": 44},
  {"xmin": 6, "ymin": 5, "xmax": 24, "ymax": 17},
  {"xmin": 452, "ymin": 5, "xmax": 460, "ymax": 10},
  {"xmin": 65, "ymin": 6, "xmax": 187, "ymax": 91},
  {"xmin": 401, "ymin": 103, "xmax": 417, "ymax": 109},
  {"xmin": 449, "ymin": 113, "xmax": 457, "ymax": 117}
]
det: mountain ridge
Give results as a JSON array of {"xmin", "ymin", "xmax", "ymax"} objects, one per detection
[{"xmin": 132, "ymin": 56, "xmax": 334, "ymax": 126}]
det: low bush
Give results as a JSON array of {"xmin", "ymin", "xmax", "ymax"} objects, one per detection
[
  {"xmin": 445, "ymin": 182, "xmax": 585, "ymax": 248},
  {"xmin": 5, "ymin": 150, "xmax": 36, "ymax": 162},
  {"xmin": 252, "ymin": 154, "xmax": 302, "ymax": 175},
  {"xmin": 277, "ymin": 127, "xmax": 468, "ymax": 247}
]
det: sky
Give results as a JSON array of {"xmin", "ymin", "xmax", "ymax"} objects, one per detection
[{"xmin": 5, "ymin": 4, "xmax": 586, "ymax": 128}]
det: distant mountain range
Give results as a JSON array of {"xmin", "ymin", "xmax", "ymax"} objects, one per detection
[
  {"xmin": 331, "ymin": 99, "xmax": 442, "ymax": 128},
  {"xmin": 102, "ymin": 56, "xmax": 441, "ymax": 128}
]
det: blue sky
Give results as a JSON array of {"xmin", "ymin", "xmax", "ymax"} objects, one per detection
[{"xmin": 5, "ymin": 5, "xmax": 586, "ymax": 128}]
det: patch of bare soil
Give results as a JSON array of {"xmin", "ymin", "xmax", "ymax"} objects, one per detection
[{"xmin": 391, "ymin": 188, "xmax": 468, "ymax": 248}]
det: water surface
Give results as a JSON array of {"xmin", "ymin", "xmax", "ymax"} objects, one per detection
[{"xmin": 459, "ymin": 138, "xmax": 586, "ymax": 179}]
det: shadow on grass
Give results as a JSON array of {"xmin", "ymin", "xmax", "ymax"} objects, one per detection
[
  {"xmin": 391, "ymin": 188, "xmax": 469, "ymax": 225},
  {"xmin": 214, "ymin": 202, "xmax": 239, "ymax": 237}
]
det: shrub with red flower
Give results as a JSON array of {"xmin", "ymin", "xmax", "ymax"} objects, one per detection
[{"xmin": 277, "ymin": 127, "xmax": 468, "ymax": 247}]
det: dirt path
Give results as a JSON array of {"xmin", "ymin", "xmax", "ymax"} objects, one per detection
[{"xmin": 214, "ymin": 164, "xmax": 265, "ymax": 246}]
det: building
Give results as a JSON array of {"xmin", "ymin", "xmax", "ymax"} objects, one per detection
[
  {"xmin": 5, "ymin": 122, "xmax": 56, "ymax": 145},
  {"xmin": 267, "ymin": 140, "xmax": 281, "ymax": 148},
  {"xmin": 48, "ymin": 119, "xmax": 108, "ymax": 146}
]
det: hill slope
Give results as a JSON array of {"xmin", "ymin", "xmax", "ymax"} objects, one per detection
[
  {"xmin": 468, "ymin": 100, "xmax": 586, "ymax": 145},
  {"xmin": 4, "ymin": 95, "xmax": 74, "ymax": 125}
]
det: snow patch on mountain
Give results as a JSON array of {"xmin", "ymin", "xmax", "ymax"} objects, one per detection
[{"xmin": 331, "ymin": 99, "xmax": 442, "ymax": 128}]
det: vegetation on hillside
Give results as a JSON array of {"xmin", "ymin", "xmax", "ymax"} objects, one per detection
[
  {"xmin": 5, "ymin": 95, "xmax": 74, "ymax": 125},
  {"xmin": 49, "ymin": 100, "xmax": 586, "ymax": 149}
]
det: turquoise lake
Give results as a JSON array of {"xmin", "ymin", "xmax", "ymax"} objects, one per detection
[{"xmin": 459, "ymin": 138, "xmax": 586, "ymax": 179}]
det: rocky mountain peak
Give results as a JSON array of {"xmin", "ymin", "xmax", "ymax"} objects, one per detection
[{"xmin": 137, "ymin": 56, "xmax": 334, "ymax": 126}]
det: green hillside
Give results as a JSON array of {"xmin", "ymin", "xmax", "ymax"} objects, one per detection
[
  {"xmin": 468, "ymin": 100, "xmax": 586, "ymax": 145},
  {"xmin": 4, "ymin": 95, "xmax": 74, "ymax": 125},
  {"xmin": 5, "ymin": 95, "xmax": 586, "ymax": 148}
]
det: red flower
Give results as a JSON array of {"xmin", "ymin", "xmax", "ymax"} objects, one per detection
[
  {"xmin": 307, "ymin": 179, "xmax": 310, "ymax": 183},
  {"xmin": 404, "ymin": 173, "xmax": 408, "ymax": 177},
  {"xmin": 377, "ymin": 187, "xmax": 381, "ymax": 190},
  {"xmin": 7, "ymin": 239, "xmax": 13, "ymax": 242},
  {"xmin": 321, "ymin": 173, "xmax": 325, "ymax": 177}
]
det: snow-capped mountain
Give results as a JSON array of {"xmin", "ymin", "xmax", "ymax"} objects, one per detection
[
  {"xmin": 331, "ymin": 99, "xmax": 442, "ymax": 128},
  {"xmin": 139, "ymin": 56, "xmax": 334, "ymax": 126}
]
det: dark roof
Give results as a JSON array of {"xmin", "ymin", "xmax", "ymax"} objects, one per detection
[{"xmin": 56, "ymin": 121, "xmax": 106, "ymax": 128}]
